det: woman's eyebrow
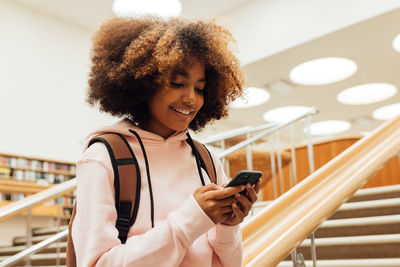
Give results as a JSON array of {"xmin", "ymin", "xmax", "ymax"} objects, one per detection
[
  {"xmin": 177, "ymin": 72, "xmax": 206, "ymax": 82},
  {"xmin": 177, "ymin": 71, "xmax": 189, "ymax": 78}
]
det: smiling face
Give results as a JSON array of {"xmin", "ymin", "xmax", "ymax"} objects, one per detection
[{"xmin": 145, "ymin": 58, "xmax": 206, "ymax": 138}]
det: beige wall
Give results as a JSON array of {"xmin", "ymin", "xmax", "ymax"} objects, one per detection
[{"xmin": 0, "ymin": 1, "xmax": 116, "ymax": 162}]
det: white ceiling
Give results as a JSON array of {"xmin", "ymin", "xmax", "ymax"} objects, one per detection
[
  {"xmin": 8, "ymin": 0, "xmax": 400, "ymax": 142},
  {"xmin": 223, "ymin": 7, "xmax": 400, "ymax": 141},
  {"xmin": 10, "ymin": 0, "xmax": 253, "ymax": 32}
]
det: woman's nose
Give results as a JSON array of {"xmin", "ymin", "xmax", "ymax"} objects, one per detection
[{"xmin": 182, "ymin": 87, "xmax": 196, "ymax": 104}]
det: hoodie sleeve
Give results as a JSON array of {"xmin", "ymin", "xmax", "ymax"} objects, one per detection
[
  {"xmin": 71, "ymin": 143, "xmax": 215, "ymax": 267},
  {"xmin": 206, "ymin": 148, "xmax": 243, "ymax": 267}
]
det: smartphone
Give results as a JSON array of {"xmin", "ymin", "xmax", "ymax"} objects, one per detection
[{"xmin": 225, "ymin": 170, "xmax": 262, "ymax": 188}]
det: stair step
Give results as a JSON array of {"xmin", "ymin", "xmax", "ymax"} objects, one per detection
[
  {"xmin": 300, "ymin": 233, "xmax": 400, "ymax": 246},
  {"xmin": 348, "ymin": 184, "xmax": 400, "ymax": 202},
  {"xmin": 316, "ymin": 214, "xmax": 400, "ymax": 237},
  {"xmin": 13, "ymin": 234, "xmax": 67, "ymax": 246},
  {"xmin": 0, "ymin": 242, "xmax": 66, "ymax": 256},
  {"xmin": 251, "ymin": 197, "xmax": 400, "ymax": 219},
  {"xmin": 278, "ymin": 258, "xmax": 400, "ymax": 267},
  {"xmin": 295, "ymin": 234, "xmax": 400, "ymax": 260},
  {"xmin": 32, "ymin": 225, "xmax": 68, "ymax": 236},
  {"xmin": 3, "ymin": 185, "xmax": 398, "ymax": 264},
  {"xmin": 330, "ymin": 198, "xmax": 400, "ymax": 219},
  {"xmin": 0, "ymin": 252, "xmax": 66, "ymax": 266}
]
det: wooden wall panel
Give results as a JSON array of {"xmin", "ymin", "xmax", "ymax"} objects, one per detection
[{"xmin": 260, "ymin": 136, "xmax": 400, "ymax": 201}]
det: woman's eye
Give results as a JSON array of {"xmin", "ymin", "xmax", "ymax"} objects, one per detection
[
  {"xmin": 195, "ymin": 88, "xmax": 205, "ymax": 94},
  {"xmin": 170, "ymin": 82, "xmax": 184, "ymax": 88}
]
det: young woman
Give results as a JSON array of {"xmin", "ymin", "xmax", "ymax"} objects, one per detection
[{"xmin": 71, "ymin": 16, "xmax": 260, "ymax": 267}]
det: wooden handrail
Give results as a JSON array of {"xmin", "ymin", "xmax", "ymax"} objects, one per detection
[
  {"xmin": 241, "ymin": 115, "xmax": 400, "ymax": 266},
  {"xmin": 0, "ymin": 178, "xmax": 76, "ymax": 221}
]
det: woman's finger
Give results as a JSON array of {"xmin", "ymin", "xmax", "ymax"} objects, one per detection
[
  {"xmin": 254, "ymin": 179, "xmax": 261, "ymax": 194},
  {"xmin": 210, "ymin": 185, "xmax": 245, "ymax": 199},
  {"xmin": 215, "ymin": 196, "xmax": 238, "ymax": 207},
  {"xmin": 234, "ymin": 192, "xmax": 252, "ymax": 213},
  {"xmin": 218, "ymin": 206, "xmax": 233, "ymax": 215},
  {"xmin": 245, "ymin": 183, "xmax": 258, "ymax": 203},
  {"xmin": 232, "ymin": 202, "xmax": 244, "ymax": 220}
]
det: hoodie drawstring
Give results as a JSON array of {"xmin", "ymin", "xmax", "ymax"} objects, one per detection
[
  {"xmin": 129, "ymin": 129, "xmax": 155, "ymax": 228},
  {"xmin": 186, "ymin": 133, "xmax": 206, "ymax": 186}
]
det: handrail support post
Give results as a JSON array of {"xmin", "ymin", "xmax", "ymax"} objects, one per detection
[
  {"xmin": 246, "ymin": 134, "xmax": 253, "ymax": 171},
  {"xmin": 291, "ymin": 248, "xmax": 297, "ymax": 266},
  {"xmin": 269, "ymin": 135, "xmax": 278, "ymax": 199},
  {"xmin": 25, "ymin": 206, "xmax": 32, "ymax": 267},
  {"xmin": 306, "ymin": 114, "xmax": 317, "ymax": 267}
]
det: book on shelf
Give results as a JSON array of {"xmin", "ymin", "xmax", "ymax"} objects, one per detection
[
  {"xmin": 8, "ymin": 157, "xmax": 17, "ymax": 168},
  {"xmin": 58, "ymin": 196, "xmax": 75, "ymax": 206},
  {"xmin": 0, "ymin": 193, "xmax": 24, "ymax": 202},
  {"xmin": 0, "ymin": 155, "xmax": 74, "ymax": 184},
  {"xmin": 0, "ymin": 156, "xmax": 7, "ymax": 165},
  {"xmin": 63, "ymin": 209, "xmax": 72, "ymax": 217},
  {"xmin": 0, "ymin": 167, "xmax": 11, "ymax": 178},
  {"xmin": 0, "ymin": 153, "xmax": 77, "ymax": 207},
  {"xmin": 11, "ymin": 193, "xmax": 24, "ymax": 201},
  {"xmin": 0, "ymin": 155, "xmax": 76, "ymax": 175}
]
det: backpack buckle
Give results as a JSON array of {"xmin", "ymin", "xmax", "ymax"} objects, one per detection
[{"xmin": 116, "ymin": 217, "xmax": 130, "ymax": 234}]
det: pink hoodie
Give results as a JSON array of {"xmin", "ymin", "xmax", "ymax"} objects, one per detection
[{"xmin": 71, "ymin": 119, "xmax": 243, "ymax": 267}]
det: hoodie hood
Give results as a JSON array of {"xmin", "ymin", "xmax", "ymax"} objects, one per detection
[{"xmin": 83, "ymin": 119, "xmax": 189, "ymax": 151}]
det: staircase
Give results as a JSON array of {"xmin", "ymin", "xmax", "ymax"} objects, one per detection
[
  {"xmin": 0, "ymin": 226, "xmax": 67, "ymax": 266},
  {"xmin": 276, "ymin": 184, "xmax": 400, "ymax": 267},
  {"xmin": 1, "ymin": 184, "xmax": 399, "ymax": 266}
]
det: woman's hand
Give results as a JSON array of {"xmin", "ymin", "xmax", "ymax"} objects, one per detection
[
  {"xmin": 222, "ymin": 179, "xmax": 261, "ymax": 226},
  {"xmin": 193, "ymin": 183, "xmax": 245, "ymax": 224}
]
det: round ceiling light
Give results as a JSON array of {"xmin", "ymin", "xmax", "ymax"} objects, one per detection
[
  {"xmin": 231, "ymin": 87, "xmax": 270, "ymax": 109},
  {"xmin": 303, "ymin": 120, "xmax": 351, "ymax": 136},
  {"xmin": 337, "ymin": 83, "xmax": 397, "ymax": 105},
  {"xmin": 262, "ymin": 106, "xmax": 311, "ymax": 123},
  {"xmin": 393, "ymin": 33, "xmax": 400, "ymax": 52},
  {"xmin": 112, "ymin": 0, "xmax": 182, "ymax": 18},
  {"xmin": 372, "ymin": 103, "xmax": 400, "ymax": 120},
  {"xmin": 289, "ymin": 57, "xmax": 357, "ymax": 86}
]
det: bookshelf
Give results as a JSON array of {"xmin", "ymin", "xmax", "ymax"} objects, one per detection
[{"xmin": 0, "ymin": 152, "xmax": 76, "ymax": 223}]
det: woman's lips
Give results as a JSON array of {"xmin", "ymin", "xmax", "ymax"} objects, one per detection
[{"xmin": 170, "ymin": 106, "xmax": 194, "ymax": 119}]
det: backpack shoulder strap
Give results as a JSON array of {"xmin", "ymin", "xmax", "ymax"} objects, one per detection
[
  {"xmin": 191, "ymin": 139, "xmax": 217, "ymax": 185},
  {"xmin": 88, "ymin": 133, "xmax": 140, "ymax": 244}
]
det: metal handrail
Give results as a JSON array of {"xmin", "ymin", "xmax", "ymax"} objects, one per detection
[
  {"xmin": 202, "ymin": 107, "xmax": 317, "ymax": 146},
  {"xmin": 0, "ymin": 229, "xmax": 68, "ymax": 267},
  {"xmin": 0, "ymin": 178, "xmax": 76, "ymax": 221},
  {"xmin": 202, "ymin": 123, "xmax": 277, "ymax": 144},
  {"xmin": 0, "ymin": 178, "xmax": 75, "ymax": 266},
  {"xmin": 217, "ymin": 107, "xmax": 318, "ymax": 159}
]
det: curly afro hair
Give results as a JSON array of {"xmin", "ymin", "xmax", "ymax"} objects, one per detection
[{"xmin": 87, "ymin": 16, "xmax": 246, "ymax": 131}]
